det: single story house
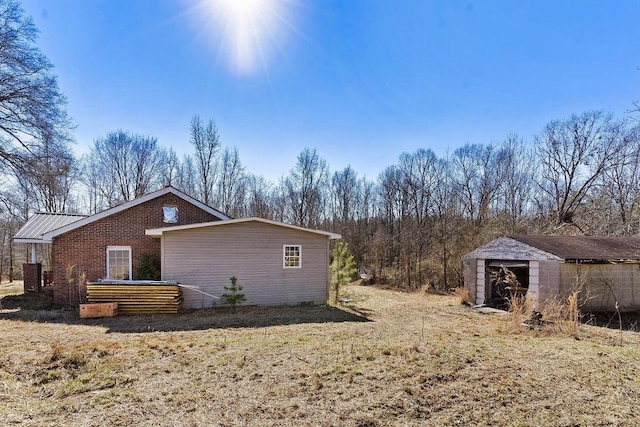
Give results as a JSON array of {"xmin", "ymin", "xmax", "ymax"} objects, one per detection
[
  {"xmin": 146, "ymin": 218, "xmax": 341, "ymax": 308},
  {"xmin": 15, "ymin": 187, "xmax": 341, "ymax": 309},
  {"xmin": 14, "ymin": 186, "xmax": 229, "ymax": 305},
  {"xmin": 464, "ymin": 235, "xmax": 640, "ymax": 312}
]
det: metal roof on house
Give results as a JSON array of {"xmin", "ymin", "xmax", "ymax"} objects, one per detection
[
  {"xmin": 509, "ymin": 235, "xmax": 640, "ymax": 262},
  {"xmin": 13, "ymin": 212, "xmax": 88, "ymax": 244}
]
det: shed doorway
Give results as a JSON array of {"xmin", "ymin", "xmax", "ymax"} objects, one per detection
[{"xmin": 485, "ymin": 260, "xmax": 529, "ymax": 309}]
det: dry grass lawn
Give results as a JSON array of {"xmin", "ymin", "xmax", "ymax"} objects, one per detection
[{"xmin": 1, "ymin": 283, "xmax": 640, "ymax": 426}]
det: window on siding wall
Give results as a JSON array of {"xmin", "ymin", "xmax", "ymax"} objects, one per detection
[
  {"xmin": 106, "ymin": 246, "xmax": 132, "ymax": 280},
  {"xmin": 283, "ymin": 245, "xmax": 302, "ymax": 268}
]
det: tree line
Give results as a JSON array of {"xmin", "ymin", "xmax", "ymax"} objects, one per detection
[{"xmin": 1, "ymin": 0, "xmax": 640, "ymax": 291}]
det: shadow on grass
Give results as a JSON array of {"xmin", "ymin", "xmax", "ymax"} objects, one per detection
[
  {"xmin": 0, "ymin": 293, "xmax": 371, "ymax": 333},
  {"xmin": 583, "ymin": 311, "xmax": 640, "ymax": 333}
]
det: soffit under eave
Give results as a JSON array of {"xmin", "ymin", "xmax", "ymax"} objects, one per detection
[{"xmin": 13, "ymin": 238, "xmax": 52, "ymax": 244}]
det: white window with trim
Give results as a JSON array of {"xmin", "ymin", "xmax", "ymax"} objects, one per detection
[
  {"xmin": 106, "ymin": 246, "xmax": 132, "ymax": 280},
  {"xmin": 283, "ymin": 245, "xmax": 302, "ymax": 268}
]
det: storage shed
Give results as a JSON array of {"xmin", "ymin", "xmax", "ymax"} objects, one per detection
[
  {"xmin": 146, "ymin": 218, "xmax": 341, "ymax": 308},
  {"xmin": 464, "ymin": 235, "xmax": 640, "ymax": 312}
]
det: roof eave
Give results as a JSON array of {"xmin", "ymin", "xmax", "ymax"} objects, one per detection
[
  {"xmin": 146, "ymin": 217, "xmax": 342, "ymax": 239},
  {"xmin": 13, "ymin": 238, "xmax": 52, "ymax": 244},
  {"xmin": 564, "ymin": 258, "xmax": 640, "ymax": 263}
]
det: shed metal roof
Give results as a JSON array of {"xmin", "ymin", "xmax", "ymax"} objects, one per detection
[
  {"xmin": 464, "ymin": 236, "xmax": 562, "ymax": 261},
  {"xmin": 509, "ymin": 235, "xmax": 640, "ymax": 262},
  {"xmin": 14, "ymin": 212, "xmax": 88, "ymax": 243}
]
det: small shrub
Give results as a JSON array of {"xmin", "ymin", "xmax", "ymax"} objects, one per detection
[
  {"xmin": 221, "ymin": 276, "xmax": 246, "ymax": 307},
  {"xmin": 136, "ymin": 253, "xmax": 161, "ymax": 281}
]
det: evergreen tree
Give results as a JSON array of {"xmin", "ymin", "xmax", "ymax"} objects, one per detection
[
  {"xmin": 221, "ymin": 276, "xmax": 246, "ymax": 308},
  {"xmin": 329, "ymin": 241, "xmax": 357, "ymax": 305}
]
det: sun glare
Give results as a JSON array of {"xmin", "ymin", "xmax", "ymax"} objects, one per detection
[{"xmin": 194, "ymin": 0, "xmax": 296, "ymax": 75}]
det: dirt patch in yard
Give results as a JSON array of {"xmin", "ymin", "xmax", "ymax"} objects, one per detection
[{"xmin": 1, "ymin": 284, "xmax": 640, "ymax": 426}]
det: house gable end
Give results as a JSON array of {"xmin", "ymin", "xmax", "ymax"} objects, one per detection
[
  {"xmin": 43, "ymin": 187, "xmax": 229, "ymax": 240},
  {"xmin": 50, "ymin": 190, "xmax": 225, "ymax": 306}
]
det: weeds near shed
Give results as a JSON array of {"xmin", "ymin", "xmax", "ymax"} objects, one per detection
[
  {"xmin": 506, "ymin": 293, "xmax": 534, "ymax": 332},
  {"xmin": 566, "ymin": 292, "xmax": 580, "ymax": 337},
  {"xmin": 453, "ymin": 287, "xmax": 472, "ymax": 306},
  {"xmin": 598, "ymin": 274, "xmax": 624, "ymax": 345},
  {"xmin": 504, "ymin": 291, "xmax": 584, "ymax": 337}
]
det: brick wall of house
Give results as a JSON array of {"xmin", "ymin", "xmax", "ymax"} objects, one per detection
[{"xmin": 51, "ymin": 193, "xmax": 222, "ymax": 306}]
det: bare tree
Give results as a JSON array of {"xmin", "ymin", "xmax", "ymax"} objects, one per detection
[
  {"xmin": 84, "ymin": 130, "xmax": 164, "ymax": 207},
  {"xmin": 594, "ymin": 123, "xmax": 640, "ymax": 235},
  {"xmin": 245, "ymin": 174, "xmax": 274, "ymax": 218},
  {"xmin": 377, "ymin": 165, "xmax": 405, "ymax": 282},
  {"xmin": 163, "ymin": 148, "xmax": 180, "ymax": 187},
  {"xmin": 451, "ymin": 143, "xmax": 506, "ymax": 228},
  {"xmin": 175, "ymin": 154, "xmax": 198, "ymax": 198},
  {"xmin": 270, "ymin": 178, "xmax": 288, "ymax": 223},
  {"xmin": 190, "ymin": 115, "xmax": 220, "ymax": 205},
  {"xmin": 399, "ymin": 148, "xmax": 439, "ymax": 229},
  {"xmin": 496, "ymin": 134, "xmax": 535, "ymax": 232},
  {"xmin": 284, "ymin": 148, "xmax": 329, "ymax": 228},
  {"xmin": 21, "ymin": 133, "xmax": 77, "ymax": 212},
  {"xmin": 216, "ymin": 146, "xmax": 245, "ymax": 216},
  {"xmin": 0, "ymin": 0, "xmax": 72, "ymax": 173},
  {"xmin": 534, "ymin": 110, "xmax": 628, "ymax": 230},
  {"xmin": 331, "ymin": 166, "xmax": 359, "ymax": 224},
  {"xmin": 432, "ymin": 152, "xmax": 457, "ymax": 290}
]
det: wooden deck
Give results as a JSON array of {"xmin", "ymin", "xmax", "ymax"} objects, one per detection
[{"xmin": 86, "ymin": 282, "xmax": 183, "ymax": 315}]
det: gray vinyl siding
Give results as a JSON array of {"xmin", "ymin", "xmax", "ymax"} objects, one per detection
[
  {"xmin": 559, "ymin": 263, "xmax": 640, "ymax": 311},
  {"xmin": 463, "ymin": 258, "xmax": 477, "ymax": 304},
  {"xmin": 538, "ymin": 260, "xmax": 560, "ymax": 303},
  {"xmin": 160, "ymin": 222, "xmax": 330, "ymax": 308}
]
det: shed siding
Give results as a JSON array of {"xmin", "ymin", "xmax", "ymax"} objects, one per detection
[
  {"xmin": 476, "ymin": 259, "xmax": 486, "ymax": 304},
  {"xmin": 161, "ymin": 222, "xmax": 330, "ymax": 308},
  {"xmin": 463, "ymin": 258, "xmax": 477, "ymax": 304},
  {"xmin": 528, "ymin": 260, "xmax": 539, "ymax": 305},
  {"xmin": 538, "ymin": 260, "xmax": 560, "ymax": 303},
  {"xmin": 559, "ymin": 264, "xmax": 640, "ymax": 311}
]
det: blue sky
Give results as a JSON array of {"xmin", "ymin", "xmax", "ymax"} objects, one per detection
[{"xmin": 20, "ymin": 0, "xmax": 640, "ymax": 181}]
